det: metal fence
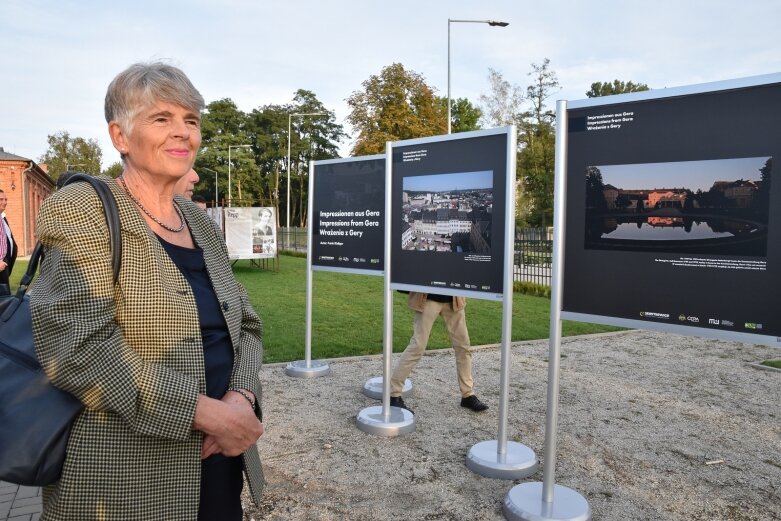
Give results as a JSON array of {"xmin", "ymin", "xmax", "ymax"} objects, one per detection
[
  {"xmin": 276, "ymin": 226, "xmax": 554, "ymax": 287},
  {"xmin": 279, "ymin": 227, "xmax": 308, "ymax": 252},
  {"xmin": 513, "ymin": 227, "xmax": 553, "ymax": 287}
]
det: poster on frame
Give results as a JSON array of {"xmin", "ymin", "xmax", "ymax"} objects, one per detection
[
  {"xmin": 225, "ymin": 206, "xmax": 278, "ymax": 260},
  {"xmin": 390, "ymin": 127, "xmax": 513, "ymax": 300},
  {"xmin": 311, "ymin": 155, "xmax": 385, "ymax": 275},
  {"xmin": 561, "ymin": 73, "xmax": 781, "ymax": 347}
]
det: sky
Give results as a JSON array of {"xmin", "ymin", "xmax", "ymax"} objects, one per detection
[
  {"xmin": 404, "ymin": 171, "xmax": 493, "ymax": 192},
  {"xmin": 598, "ymin": 156, "xmax": 770, "ymax": 192},
  {"xmin": 1, "ymin": 0, "xmax": 780, "ymax": 170}
]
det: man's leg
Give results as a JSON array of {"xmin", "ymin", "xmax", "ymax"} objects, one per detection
[
  {"xmin": 390, "ymin": 299, "xmax": 442, "ymax": 396},
  {"xmin": 441, "ymin": 305, "xmax": 474, "ymax": 398}
]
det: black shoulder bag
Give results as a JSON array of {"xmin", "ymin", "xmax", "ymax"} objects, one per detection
[{"xmin": 0, "ymin": 174, "xmax": 121, "ymax": 486}]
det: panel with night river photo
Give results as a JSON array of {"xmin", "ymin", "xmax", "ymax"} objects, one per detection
[{"xmin": 584, "ymin": 157, "xmax": 771, "ymax": 255}]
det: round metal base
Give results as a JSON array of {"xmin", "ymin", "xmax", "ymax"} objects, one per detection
[
  {"xmin": 356, "ymin": 405, "xmax": 416, "ymax": 437},
  {"xmin": 285, "ymin": 359, "xmax": 331, "ymax": 378},
  {"xmin": 466, "ymin": 440, "xmax": 538, "ymax": 480},
  {"xmin": 503, "ymin": 482, "xmax": 591, "ymax": 521},
  {"xmin": 362, "ymin": 376, "xmax": 412, "ymax": 399}
]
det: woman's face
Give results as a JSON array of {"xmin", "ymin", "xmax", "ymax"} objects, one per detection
[
  {"xmin": 114, "ymin": 101, "xmax": 201, "ymax": 180},
  {"xmin": 258, "ymin": 211, "xmax": 271, "ymax": 228}
]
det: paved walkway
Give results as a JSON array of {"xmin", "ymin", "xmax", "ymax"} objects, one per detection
[{"xmin": 0, "ymin": 482, "xmax": 41, "ymax": 521}]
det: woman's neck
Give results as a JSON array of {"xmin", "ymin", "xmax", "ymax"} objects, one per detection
[{"xmin": 119, "ymin": 172, "xmax": 192, "ymax": 245}]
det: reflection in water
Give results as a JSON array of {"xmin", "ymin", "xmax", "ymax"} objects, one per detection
[{"xmin": 598, "ymin": 216, "xmax": 757, "ymax": 241}]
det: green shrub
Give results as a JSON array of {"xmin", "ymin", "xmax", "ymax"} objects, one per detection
[{"xmin": 513, "ymin": 280, "xmax": 551, "ymax": 298}]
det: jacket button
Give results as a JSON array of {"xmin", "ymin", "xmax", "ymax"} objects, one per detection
[{"xmin": 222, "ymin": 301, "xmax": 230, "ymax": 311}]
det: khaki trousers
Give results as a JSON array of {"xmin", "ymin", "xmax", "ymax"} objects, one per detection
[{"xmin": 390, "ymin": 298, "xmax": 474, "ymax": 398}]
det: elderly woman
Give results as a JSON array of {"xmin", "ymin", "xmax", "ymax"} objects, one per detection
[{"xmin": 31, "ymin": 62, "xmax": 264, "ymax": 520}]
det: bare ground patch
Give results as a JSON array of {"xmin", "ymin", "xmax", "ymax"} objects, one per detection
[{"xmin": 242, "ymin": 330, "xmax": 781, "ymax": 520}]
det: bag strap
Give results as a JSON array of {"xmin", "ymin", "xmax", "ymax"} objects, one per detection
[{"xmin": 18, "ymin": 175, "xmax": 122, "ymax": 296}]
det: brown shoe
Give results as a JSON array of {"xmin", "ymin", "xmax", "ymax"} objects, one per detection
[{"xmin": 460, "ymin": 395, "xmax": 488, "ymax": 412}]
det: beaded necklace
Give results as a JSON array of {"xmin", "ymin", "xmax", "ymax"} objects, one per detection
[{"xmin": 118, "ymin": 176, "xmax": 185, "ymax": 233}]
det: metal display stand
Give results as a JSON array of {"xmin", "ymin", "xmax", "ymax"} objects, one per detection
[
  {"xmin": 286, "ymin": 161, "xmax": 330, "ymax": 378},
  {"xmin": 357, "ymin": 144, "xmax": 416, "ymax": 436},
  {"xmin": 465, "ymin": 126, "xmax": 537, "ymax": 480},
  {"xmin": 362, "ymin": 376, "xmax": 412, "ymax": 400},
  {"xmin": 502, "ymin": 101, "xmax": 591, "ymax": 520}
]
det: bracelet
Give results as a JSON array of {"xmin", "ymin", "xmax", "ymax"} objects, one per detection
[{"xmin": 228, "ymin": 388, "xmax": 255, "ymax": 409}]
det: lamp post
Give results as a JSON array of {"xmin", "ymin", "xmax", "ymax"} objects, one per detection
[
  {"xmin": 286, "ymin": 112, "xmax": 327, "ymax": 247},
  {"xmin": 447, "ymin": 18, "xmax": 509, "ymax": 134},
  {"xmin": 227, "ymin": 144, "xmax": 251, "ymax": 207}
]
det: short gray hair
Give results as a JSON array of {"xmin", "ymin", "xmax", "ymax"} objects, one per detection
[{"xmin": 105, "ymin": 62, "xmax": 205, "ymax": 135}]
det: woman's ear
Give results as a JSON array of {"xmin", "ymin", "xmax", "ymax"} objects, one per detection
[{"xmin": 108, "ymin": 121, "xmax": 128, "ymax": 155}]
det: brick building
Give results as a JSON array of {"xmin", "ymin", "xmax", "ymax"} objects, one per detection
[{"xmin": 0, "ymin": 147, "xmax": 56, "ymax": 256}]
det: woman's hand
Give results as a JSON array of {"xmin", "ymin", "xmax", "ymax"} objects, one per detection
[{"xmin": 193, "ymin": 393, "xmax": 264, "ymax": 459}]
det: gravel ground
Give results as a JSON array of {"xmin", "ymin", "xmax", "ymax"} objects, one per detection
[{"xmin": 242, "ymin": 330, "xmax": 781, "ymax": 521}]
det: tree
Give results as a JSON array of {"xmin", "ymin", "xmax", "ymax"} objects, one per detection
[
  {"xmin": 197, "ymin": 92, "xmax": 345, "ymax": 228},
  {"xmin": 585, "ymin": 166, "xmax": 606, "ymax": 209},
  {"xmin": 479, "ymin": 67, "xmax": 524, "ymax": 127},
  {"xmin": 38, "ymin": 131, "xmax": 103, "ymax": 180},
  {"xmin": 752, "ymin": 157, "xmax": 771, "ymax": 217},
  {"xmin": 437, "ymin": 96, "xmax": 482, "ymax": 133},
  {"xmin": 586, "ymin": 80, "xmax": 650, "ymax": 98},
  {"xmin": 346, "ymin": 63, "xmax": 446, "ymax": 155},
  {"xmin": 478, "ymin": 62, "xmax": 559, "ymax": 226},
  {"xmin": 681, "ymin": 189, "xmax": 695, "ymax": 211},
  {"xmin": 285, "ymin": 90, "xmax": 346, "ymax": 226},
  {"xmin": 615, "ymin": 193, "xmax": 631, "ymax": 210},
  {"xmin": 197, "ymin": 99, "xmax": 258, "ymax": 206},
  {"xmin": 244, "ymin": 103, "xmax": 289, "ymax": 218},
  {"xmin": 524, "ymin": 59, "xmax": 560, "ymax": 126},
  {"xmin": 200, "ymin": 98, "xmax": 247, "ymax": 142},
  {"xmin": 518, "ymin": 59, "xmax": 559, "ymax": 227},
  {"xmin": 102, "ymin": 162, "xmax": 123, "ymax": 178},
  {"xmin": 479, "ymin": 68, "xmax": 527, "ymax": 222}
]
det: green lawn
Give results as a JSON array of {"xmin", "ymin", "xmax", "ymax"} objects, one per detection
[
  {"xmin": 9, "ymin": 259, "xmax": 29, "ymax": 288},
  {"xmin": 13, "ymin": 255, "xmax": 621, "ymax": 363},
  {"xmin": 233, "ymin": 256, "xmax": 621, "ymax": 363}
]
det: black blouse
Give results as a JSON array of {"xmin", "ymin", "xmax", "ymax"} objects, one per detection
[{"xmin": 157, "ymin": 236, "xmax": 233, "ymax": 399}]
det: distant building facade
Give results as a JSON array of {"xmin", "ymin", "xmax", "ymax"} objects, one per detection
[
  {"xmin": 0, "ymin": 147, "xmax": 56, "ymax": 256},
  {"xmin": 648, "ymin": 190, "xmax": 687, "ymax": 209},
  {"xmin": 721, "ymin": 180, "xmax": 758, "ymax": 208}
]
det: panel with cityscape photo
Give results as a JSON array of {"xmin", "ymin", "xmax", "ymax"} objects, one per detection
[{"xmin": 401, "ymin": 170, "xmax": 493, "ymax": 255}]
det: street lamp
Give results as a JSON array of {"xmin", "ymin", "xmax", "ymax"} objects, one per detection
[
  {"xmin": 227, "ymin": 144, "xmax": 251, "ymax": 207},
  {"xmin": 447, "ymin": 18, "xmax": 509, "ymax": 134},
  {"xmin": 286, "ymin": 112, "xmax": 327, "ymax": 231}
]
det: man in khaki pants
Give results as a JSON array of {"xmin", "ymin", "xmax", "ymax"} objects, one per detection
[{"xmin": 390, "ymin": 292, "xmax": 488, "ymax": 414}]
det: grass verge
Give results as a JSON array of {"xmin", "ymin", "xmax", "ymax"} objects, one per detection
[
  {"xmin": 234, "ymin": 256, "xmax": 621, "ymax": 363},
  {"xmin": 13, "ymin": 255, "xmax": 622, "ymax": 364}
]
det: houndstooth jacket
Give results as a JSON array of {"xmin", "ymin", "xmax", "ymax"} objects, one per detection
[{"xmin": 30, "ymin": 177, "xmax": 264, "ymax": 520}]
